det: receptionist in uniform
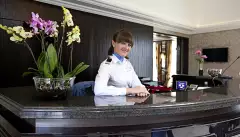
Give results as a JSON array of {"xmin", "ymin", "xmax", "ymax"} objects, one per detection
[{"xmin": 94, "ymin": 29, "xmax": 149, "ymax": 97}]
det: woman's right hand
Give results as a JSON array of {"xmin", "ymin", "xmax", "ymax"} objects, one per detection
[{"xmin": 126, "ymin": 86, "xmax": 150, "ymax": 97}]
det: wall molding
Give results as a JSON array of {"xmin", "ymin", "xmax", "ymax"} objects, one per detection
[{"xmin": 35, "ymin": 0, "xmax": 195, "ymax": 35}]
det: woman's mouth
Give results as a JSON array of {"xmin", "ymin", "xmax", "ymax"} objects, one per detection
[{"xmin": 121, "ymin": 48, "xmax": 128, "ymax": 53}]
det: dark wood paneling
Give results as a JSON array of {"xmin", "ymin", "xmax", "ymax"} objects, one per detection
[
  {"xmin": 177, "ymin": 37, "xmax": 189, "ymax": 74},
  {"xmin": 2, "ymin": 0, "xmax": 62, "ymax": 21},
  {"xmin": 0, "ymin": 0, "xmax": 153, "ymax": 87},
  {"xmin": 182, "ymin": 38, "xmax": 189, "ymax": 74},
  {"xmin": 0, "ymin": 0, "xmax": 4, "ymax": 18},
  {"xmin": 0, "ymin": 19, "xmax": 3, "ymax": 87},
  {"xmin": 124, "ymin": 22, "xmax": 153, "ymax": 77},
  {"xmin": 0, "ymin": 19, "xmax": 42, "ymax": 87}
]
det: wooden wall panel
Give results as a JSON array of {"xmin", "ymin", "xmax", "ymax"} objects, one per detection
[
  {"xmin": 0, "ymin": 0, "xmax": 4, "ymax": 18},
  {"xmin": 177, "ymin": 37, "xmax": 189, "ymax": 74},
  {"xmin": 124, "ymin": 22, "xmax": 153, "ymax": 77},
  {"xmin": 0, "ymin": 19, "xmax": 42, "ymax": 87},
  {"xmin": 0, "ymin": 0, "xmax": 153, "ymax": 87}
]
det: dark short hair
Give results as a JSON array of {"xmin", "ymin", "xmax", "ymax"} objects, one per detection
[
  {"xmin": 113, "ymin": 29, "xmax": 133, "ymax": 47},
  {"xmin": 108, "ymin": 29, "xmax": 133, "ymax": 56}
]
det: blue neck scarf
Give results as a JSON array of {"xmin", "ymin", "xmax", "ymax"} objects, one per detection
[{"xmin": 113, "ymin": 53, "xmax": 124, "ymax": 62}]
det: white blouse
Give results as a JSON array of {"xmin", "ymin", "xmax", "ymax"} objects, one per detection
[{"xmin": 94, "ymin": 55, "xmax": 143, "ymax": 96}]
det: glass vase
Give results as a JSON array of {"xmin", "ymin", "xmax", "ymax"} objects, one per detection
[
  {"xmin": 199, "ymin": 62, "xmax": 203, "ymax": 76},
  {"xmin": 33, "ymin": 77, "xmax": 75, "ymax": 100}
]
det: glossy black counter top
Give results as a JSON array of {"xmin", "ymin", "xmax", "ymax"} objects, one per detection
[{"xmin": 1, "ymin": 79, "xmax": 240, "ymax": 119}]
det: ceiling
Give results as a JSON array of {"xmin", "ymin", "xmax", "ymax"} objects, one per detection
[
  {"xmin": 37, "ymin": 0, "xmax": 240, "ymax": 34},
  {"xmin": 99, "ymin": 0, "xmax": 240, "ymax": 27},
  {"xmin": 98, "ymin": 0, "xmax": 240, "ymax": 34}
]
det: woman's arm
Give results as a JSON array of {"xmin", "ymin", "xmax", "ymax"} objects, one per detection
[
  {"xmin": 129, "ymin": 63, "xmax": 145, "ymax": 88},
  {"xmin": 94, "ymin": 62, "xmax": 127, "ymax": 96}
]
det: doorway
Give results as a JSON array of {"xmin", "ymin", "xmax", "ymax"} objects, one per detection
[{"xmin": 153, "ymin": 33, "xmax": 177, "ymax": 87}]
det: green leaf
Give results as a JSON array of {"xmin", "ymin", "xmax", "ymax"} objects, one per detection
[
  {"xmin": 28, "ymin": 67, "xmax": 39, "ymax": 72},
  {"xmin": 71, "ymin": 62, "xmax": 84, "ymax": 75},
  {"xmin": 46, "ymin": 44, "xmax": 58, "ymax": 72},
  {"xmin": 64, "ymin": 62, "xmax": 89, "ymax": 78},
  {"xmin": 64, "ymin": 72, "xmax": 73, "ymax": 78},
  {"xmin": 74, "ymin": 64, "xmax": 89, "ymax": 76},
  {"xmin": 38, "ymin": 52, "xmax": 46, "ymax": 72},
  {"xmin": 57, "ymin": 65, "xmax": 65, "ymax": 77},
  {"xmin": 43, "ymin": 62, "xmax": 53, "ymax": 78},
  {"xmin": 44, "ymin": 72, "xmax": 53, "ymax": 78},
  {"xmin": 22, "ymin": 72, "xmax": 37, "ymax": 77},
  {"xmin": 37, "ymin": 52, "xmax": 45, "ymax": 66}
]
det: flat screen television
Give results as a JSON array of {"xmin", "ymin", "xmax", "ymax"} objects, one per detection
[{"xmin": 202, "ymin": 48, "xmax": 228, "ymax": 62}]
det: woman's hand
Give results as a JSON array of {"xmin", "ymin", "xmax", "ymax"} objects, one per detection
[
  {"xmin": 126, "ymin": 86, "xmax": 150, "ymax": 97},
  {"xmin": 126, "ymin": 95, "xmax": 149, "ymax": 103}
]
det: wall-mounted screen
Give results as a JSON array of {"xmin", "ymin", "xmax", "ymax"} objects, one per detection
[{"xmin": 202, "ymin": 48, "xmax": 228, "ymax": 62}]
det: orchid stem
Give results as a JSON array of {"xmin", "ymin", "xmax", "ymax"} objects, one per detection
[
  {"xmin": 24, "ymin": 41, "xmax": 38, "ymax": 67},
  {"xmin": 68, "ymin": 53, "xmax": 70, "ymax": 72},
  {"xmin": 57, "ymin": 25, "xmax": 66, "ymax": 77},
  {"xmin": 70, "ymin": 45, "xmax": 73, "ymax": 71},
  {"xmin": 40, "ymin": 32, "xmax": 45, "ymax": 52},
  {"xmin": 58, "ymin": 25, "xmax": 65, "ymax": 64},
  {"xmin": 68, "ymin": 44, "xmax": 73, "ymax": 72},
  {"xmin": 40, "ymin": 32, "xmax": 51, "ymax": 74},
  {"xmin": 36, "ymin": 35, "xmax": 43, "ymax": 51}
]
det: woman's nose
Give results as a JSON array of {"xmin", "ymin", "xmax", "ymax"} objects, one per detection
[{"xmin": 124, "ymin": 44, "xmax": 131, "ymax": 48}]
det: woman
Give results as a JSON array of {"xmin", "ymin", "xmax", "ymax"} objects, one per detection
[{"xmin": 94, "ymin": 30, "xmax": 149, "ymax": 97}]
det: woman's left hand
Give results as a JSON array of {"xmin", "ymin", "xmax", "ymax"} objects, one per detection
[
  {"xmin": 137, "ymin": 92, "xmax": 149, "ymax": 97},
  {"xmin": 136, "ymin": 86, "xmax": 149, "ymax": 97},
  {"xmin": 126, "ymin": 95, "xmax": 149, "ymax": 103}
]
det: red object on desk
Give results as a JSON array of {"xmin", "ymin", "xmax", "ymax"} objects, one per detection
[{"xmin": 145, "ymin": 85, "xmax": 172, "ymax": 93}]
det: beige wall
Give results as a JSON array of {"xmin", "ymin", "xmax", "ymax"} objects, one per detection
[{"xmin": 189, "ymin": 29, "xmax": 240, "ymax": 77}]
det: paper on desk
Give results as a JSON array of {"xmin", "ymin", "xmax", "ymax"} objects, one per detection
[{"xmin": 197, "ymin": 87, "xmax": 210, "ymax": 90}]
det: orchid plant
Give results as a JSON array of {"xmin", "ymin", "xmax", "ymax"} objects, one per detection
[
  {"xmin": 0, "ymin": 6, "xmax": 89, "ymax": 79},
  {"xmin": 195, "ymin": 50, "xmax": 207, "ymax": 63}
]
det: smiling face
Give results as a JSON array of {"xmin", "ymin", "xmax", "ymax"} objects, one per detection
[
  {"xmin": 112, "ymin": 41, "xmax": 132, "ymax": 57},
  {"xmin": 111, "ymin": 30, "xmax": 133, "ymax": 57}
]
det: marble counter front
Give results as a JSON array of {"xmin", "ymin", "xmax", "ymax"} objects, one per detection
[{"xmin": 1, "ymin": 79, "xmax": 240, "ymax": 136}]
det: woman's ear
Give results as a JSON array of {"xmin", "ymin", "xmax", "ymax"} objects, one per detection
[{"xmin": 112, "ymin": 40, "xmax": 115, "ymax": 47}]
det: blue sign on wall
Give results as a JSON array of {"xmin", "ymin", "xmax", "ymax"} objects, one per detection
[{"xmin": 176, "ymin": 81, "xmax": 188, "ymax": 90}]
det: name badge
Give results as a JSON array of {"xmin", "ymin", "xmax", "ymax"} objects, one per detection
[
  {"xmin": 125, "ymin": 66, "xmax": 132, "ymax": 72},
  {"xmin": 176, "ymin": 81, "xmax": 188, "ymax": 91}
]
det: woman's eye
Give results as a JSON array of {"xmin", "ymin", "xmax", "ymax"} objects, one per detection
[{"xmin": 120, "ymin": 42, "xmax": 132, "ymax": 47}]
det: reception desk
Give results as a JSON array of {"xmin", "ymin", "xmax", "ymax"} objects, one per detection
[
  {"xmin": 172, "ymin": 74, "xmax": 228, "ymax": 89},
  {"xmin": 1, "ymin": 79, "xmax": 240, "ymax": 136}
]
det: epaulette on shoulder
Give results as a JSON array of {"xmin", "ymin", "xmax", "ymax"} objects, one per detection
[{"xmin": 105, "ymin": 56, "xmax": 112, "ymax": 64}]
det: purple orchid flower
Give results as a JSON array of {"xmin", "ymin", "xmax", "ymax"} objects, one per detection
[
  {"xmin": 44, "ymin": 20, "xmax": 53, "ymax": 35},
  {"xmin": 28, "ymin": 12, "xmax": 58, "ymax": 36},
  {"xmin": 31, "ymin": 12, "xmax": 39, "ymax": 20},
  {"xmin": 29, "ymin": 12, "xmax": 45, "ymax": 34},
  {"xmin": 43, "ymin": 20, "xmax": 58, "ymax": 36},
  {"xmin": 37, "ymin": 19, "xmax": 44, "ymax": 30}
]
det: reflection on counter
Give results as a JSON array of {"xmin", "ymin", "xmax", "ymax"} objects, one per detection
[{"xmin": 94, "ymin": 86, "xmax": 232, "ymax": 107}]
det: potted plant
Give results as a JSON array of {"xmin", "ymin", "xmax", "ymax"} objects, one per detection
[
  {"xmin": 0, "ymin": 6, "xmax": 89, "ymax": 99},
  {"xmin": 195, "ymin": 49, "xmax": 207, "ymax": 76}
]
